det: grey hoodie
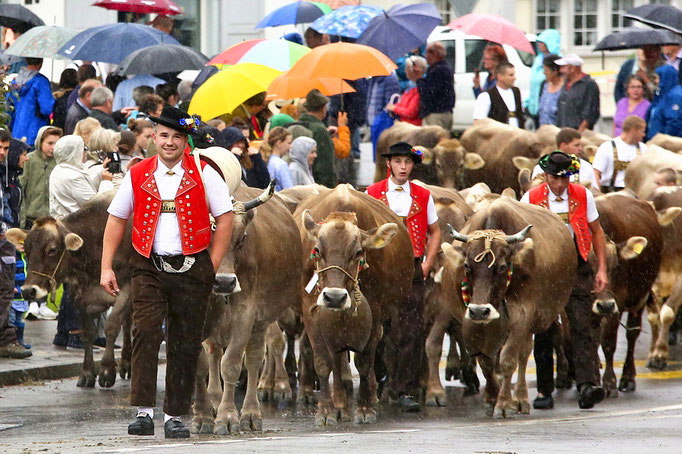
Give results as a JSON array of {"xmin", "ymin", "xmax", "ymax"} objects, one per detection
[
  {"xmin": 288, "ymin": 136, "xmax": 316, "ymax": 186},
  {"xmin": 19, "ymin": 125, "xmax": 57, "ymax": 226}
]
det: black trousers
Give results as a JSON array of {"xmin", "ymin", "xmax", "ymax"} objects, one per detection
[
  {"xmin": 0, "ymin": 240, "xmax": 16, "ymax": 347},
  {"xmin": 56, "ymin": 285, "xmax": 81, "ymax": 334},
  {"xmin": 129, "ymin": 250, "xmax": 215, "ymax": 416}
]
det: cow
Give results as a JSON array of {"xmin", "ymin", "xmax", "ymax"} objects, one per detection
[
  {"xmin": 277, "ymin": 184, "xmax": 331, "ymax": 214},
  {"xmin": 294, "ymin": 185, "xmax": 414, "ymax": 426},
  {"xmin": 439, "ymin": 197, "xmax": 577, "ymax": 418},
  {"xmin": 373, "ymin": 123, "xmax": 485, "ymax": 187},
  {"xmin": 625, "ymin": 145, "xmax": 682, "ymax": 200},
  {"xmin": 647, "ymin": 133, "xmax": 682, "ymax": 153},
  {"xmin": 459, "ymin": 119, "xmax": 544, "ymax": 193},
  {"xmin": 191, "ymin": 183, "xmax": 303, "ymax": 435}
]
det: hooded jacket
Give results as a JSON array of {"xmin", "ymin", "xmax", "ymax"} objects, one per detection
[
  {"xmin": 288, "ymin": 136, "xmax": 316, "ymax": 186},
  {"xmin": 648, "ymin": 65, "xmax": 682, "ymax": 139},
  {"xmin": 526, "ymin": 29, "xmax": 561, "ymax": 116},
  {"xmin": 9, "ymin": 68, "xmax": 55, "ymax": 146},
  {"xmin": 0, "ymin": 139, "xmax": 29, "ymax": 227},
  {"xmin": 19, "ymin": 126, "xmax": 58, "ymax": 226}
]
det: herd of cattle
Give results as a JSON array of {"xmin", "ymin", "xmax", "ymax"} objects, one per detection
[{"xmin": 8, "ymin": 117, "xmax": 682, "ymax": 432}]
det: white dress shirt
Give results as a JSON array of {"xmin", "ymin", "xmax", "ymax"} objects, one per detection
[
  {"xmin": 531, "ymin": 158, "xmax": 599, "ymax": 189},
  {"xmin": 108, "ymin": 158, "xmax": 233, "ymax": 255},
  {"xmin": 592, "ymin": 137, "xmax": 646, "ymax": 188},
  {"xmin": 385, "ymin": 179, "xmax": 438, "ymax": 225},
  {"xmin": 521, "ymin": 186, "xmax": 598, "ymax": 237},
  {"xmin": 473, "ymin": 86, "xmax": 520, "ymax": 128}
]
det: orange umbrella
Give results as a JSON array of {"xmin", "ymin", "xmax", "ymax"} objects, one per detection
[{"xmin": 266, "ymin": 73, "xmax": 355, "ymax": 100}]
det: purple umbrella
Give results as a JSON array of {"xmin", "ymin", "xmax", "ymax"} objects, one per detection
[{"xmin": 356, "ymin": 3, "xmax": 442, "ymax": 60}]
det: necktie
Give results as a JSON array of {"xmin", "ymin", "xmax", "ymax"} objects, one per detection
[
  {"xmin": 166, "ymin": 170, "xmax": 175, "ymax": 176},
  {"xmin": 395, "ymin": 186, "xmax": 404, "ymax": 192}
]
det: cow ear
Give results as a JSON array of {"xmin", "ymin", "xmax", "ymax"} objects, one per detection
[
  {"xmin": 302, "ymin": 210, "xmax": 320, "ymax": 240},
  {"xmin": 463, "ymin": 152, "xmax": 485, "ymax": 170},
  {"xmin": 64, "ymin": 232, "xmax": 84, "ymax": 251},
  {"xmin": 441, "ymin": 242, "xmax": 464, "ymax": 268},
  {"xmin": 518, "ymin": 168, "xmax": 531, "ymax": 194},
  {"xmin": 657, "ymin": 207, "xmax": 682, "ymax": 226},
  {"xmin": 619, "ymin": 236, "xmax": 648, "ymax": 260},
  {"xmin": 512, "ymin": 156, "xmax": 535, "ymax": 171},
  {"xmin": 6, "ymin": 228, "xmax": 27, "ymax": 249},
  {"xmin": 511, "ymin": 238, "xmax": 534, "ymax": 268},
  {"xmin": 433, "ymin": 266, "xmax": 444, "ymax": 283},
  {"xmin": 361, "ymin": 222, "xmax": 397, "ymax": 249},
  {"xmin": 501, "ymin": 188, "xmax": 516, "ymax": 199}
]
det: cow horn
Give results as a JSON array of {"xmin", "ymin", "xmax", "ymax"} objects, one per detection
[
  {"xmin": 447, "ymin": 223, "xmax": 469, "ymax": 243},
  {"xmin": 505, "ymin": 224, "xmax": 533, "ymax": 244},
  {"xmin": 243, "ymin": 179, "xmax": 276, "ymax": 211}
]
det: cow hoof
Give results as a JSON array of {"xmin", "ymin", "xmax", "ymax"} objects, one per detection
[
  {"xmin": 98, "ymin": 369, "xmax": 116, "ymax": 388},
  {"xmin": 445, "ymin": 365, "xmax": 460, "ymax": 382},
  {"xmin": 493, "ymin": 405, "xmax": 515, "ymax": 419},
  {"xmin": 354, "ymin": 407, "xmax": 377, "ymax": 424},
  {"xmin": 485, "ymin": 403, "xmax": 495, "ymax": 417},
  {"xmin": 461, "ymin": 368, "xmax": 480, "ymax": 396},
  {"xmin": 647, "ymin": 357, "xmax": 667, "ymax": 370},
  {"xmin": 555, "ymin": 376, "xmax": 574, "ymax": 390},
  {"xmin": 343, "ymin": 379, "xmax": 353, "ymax": 396},
  {"xmin": 119, "ymin": 360, "xmax": 131, "ymax": 380},
  {"xmin": 258, "ymin": 388, "xmax": 273, "ymax": 402},
  {"xmin": 618, "ymin": 379, "xmax": 636, "ymax": 393},
  {"xmin": 240, "ymin": 413, "xmax": 263, "ymax": 432},
  {"xmin": 605, "ymin": 387, "xmax": 619, "ymax": 398},
  {"xmin": 190, "ymin": 420, "xmax": 201, "ymax": 434},
  {"xmin": 517, "ymin": 401, "xmax": 530, "ymax": 415},
  {"xmin": 76, "ymin": 375, "xmax": 96, "ymax": 388},
  {"xmin": 273, "ymin": 387, "xmax": 293, "ymax": 403},
  {"xmin": 314, "ymin": 410, "xmax": 337, "ymax": 427},
  {"xmin": 296, "ymin": 390, "xmax": 317, "ymax": 405},
  {"xmin": 425, "ymin": 392, "xmax": 447, "ymax": 407},
  {"xmin": 336, "ymin": 407, "xmax": 351, "ymax": 422},
  {"xmin": 213, "ymin": 424, "xmax": 230, "ymax": 436}
]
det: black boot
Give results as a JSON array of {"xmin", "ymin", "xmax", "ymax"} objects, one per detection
[
  {"xmin": 578, "ymin": 384, "xmax": 605, "ymax": 409},
  {"xmin": 15, "ymin": 326, "xmax": 31, "ymax": 349},
  {"xmin": 532, "ymin": 393, "xmax": 554, "ymax": 409},
  {"xmin": 164, "ymin": 418, "xmax": 190, "ymax": 438},
  {"xmin": 392, "ymin": 394, "xmax": 420, "ymax": 412},
  {"xmin": 128, "ymin": 414, "xmax": 154, "ymax": 436}
]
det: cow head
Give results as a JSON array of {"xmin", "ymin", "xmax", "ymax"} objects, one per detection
[
  {"xmin": 6, "ymin": 218, "xmax": 83, "ymax": 301},
  {"xmin": 303, "ymin": 210, "xmax": 397, "ymax": 310},
  {"xmin": 441, "ymin": 224, "xmax": 533, "ymax": 323},
  {"xmin": 433, "ymin": 139, "xmax": 485, "ymax": 189}
]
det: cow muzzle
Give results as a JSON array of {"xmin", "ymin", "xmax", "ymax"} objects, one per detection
[
  {"xmin": 465, "ymin": 304, "xmax": 500, "ymax": 323},
  {"xmin": 593, "ymin": 298, "xmax": 618, "ymax": 315},
  {"xmin": 317, "ymin": 287, "xmax": 351, "ymax": 311},
  {"xmin": 21, "ymin": 284, "xmax": 48, "ymax": 302},
  {"xmin": 213, "ymin": 273, "xmax": 241, "ymax": 295}
]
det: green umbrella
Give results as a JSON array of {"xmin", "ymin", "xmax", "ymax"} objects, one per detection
[{"xmin": 5, "ymin": 25, "xmax": 78, "ymax": 60}]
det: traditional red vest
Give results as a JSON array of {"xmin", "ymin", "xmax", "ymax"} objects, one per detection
[
  {"xmin": 367, "ymin": 179, "xmax": 430, "ymax": 257},
  {"xmin": 528, "ymin": 182, "xmax": 592, "ymax": 261},
  {"xmin": 129, "ymin": 154, "xmax": 211, "ymax": 258}
]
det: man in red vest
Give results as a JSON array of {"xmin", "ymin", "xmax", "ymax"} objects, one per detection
[
  {"xmin": 520, "ymin": 151, "xmax": 608, "ymax": 410},
  {"xmin": 366, "ymin": 141, "xmax": 441, "ymax": 412},
  {"xmin": 100, "ymin": 106, "xmax": 234, "ymax": 438}
]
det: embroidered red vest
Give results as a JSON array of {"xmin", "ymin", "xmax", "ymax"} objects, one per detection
[
  {"xmin": 367, "ymin": 179, "xmax": 430, "ymax": 257},
  {"xmin": 129, "ymin": 154, "xmax": 211, "ymax": 258},
  {"xmin": 528, "ymin": 182, "xmax": 592, "ymax": 261}
]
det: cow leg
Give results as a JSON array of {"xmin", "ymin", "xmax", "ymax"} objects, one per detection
[
  {"xmin": 478, "ymin": 354, "xmax": 499, "ymax": 416},
  {"xmin": 240, "ymin": 328, "xmax": 266, "ymax": 432},
  {"xmin": 494, "ymin": 327, "xmax": 527, "ymax": 419},
  {"xmin": 77, "ymin": 309, "xmax": 97, "ymax": 388},
  {"xmin": 207, "ymin": 343, "xmax": 223, "ymax": 411},
  {"xmin": 445, "ymin": 321, "xmax": 461, "ymax": 381},
  {"xmin": 191, "ymin": 346, "xmax": 215, "ymax": 434},
  {"xmin": 554, "ymin": 317, "xmax": 573, "ymax": 390},
  {"xmin": 650, "ymin": 279, "xmax": 682, "ymax": 369},
  {"xmin": 257, "ymin": 324, "xmax": 277, "ymax": 402},
  {"xmin": 284, "ymin": 330, "xmax": 298, "ymax": 390},
  {"xmin": 424, "ymin": 316, "xmax": 448, "ymax": 407},
  {"xmin": 296, "ymin": 332, "xmax": 317, "ymax": 405},
  {"xmin": 99, "ymin": 288, "xmax": 130, "ymax": 388},
  {"xmin": 331, "ymin": 353, "xmax": 351, "ymax": 422},
  {"xmin": 619, "ymin": 308, "xmax": 643, "ymax": 393},
  {"xmin": 354, "ymin": 319, "xmax": 381, "ymax": 424},
  {"xmin": 646, "ymin": 294, "xmax": 661, "ymax": 366},
  {"xmin": 600, "ymin": 314, "xmax": 620, "ymax": 398},
  {"xmin": 263, "ymin": 322, "xmax": 292, "ymax": 403},
  {"xmin": 306, "ymin": 319, "xmax": 336, "ymax": 426},
  {"xmin": 513, "ymin": 333, "xmax": 533, "ymax": 415}
]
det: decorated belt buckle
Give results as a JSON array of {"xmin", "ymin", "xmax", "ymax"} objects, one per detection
[{"xmin": 161, "ymin": 200, "xmax": 176, "ymax": 213}]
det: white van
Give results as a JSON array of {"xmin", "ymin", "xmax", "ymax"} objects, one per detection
[{"xmin": 427, "ymin": 26, "xmax": 537, "ymax": 132}]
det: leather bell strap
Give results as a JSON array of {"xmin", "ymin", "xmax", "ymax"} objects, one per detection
[{"xmin": 158, "ymin": 256, "xmax": 195, "ymax": 274}]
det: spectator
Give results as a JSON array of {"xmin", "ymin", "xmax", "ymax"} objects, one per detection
[
  {"xmin": 556, "ymin": 54, "xmax": 600, "ymax": 132},
  {"xmin": 73, "ymin": 117, "xmax": 101, "ymax": 149},
  {"xmin": 304, "ymin": 27, "xmax": 329, "ymax": 49},
  {"xmin": 473, "ymin": 44, "xmax": 507, "ymax": 98},
  {"xmin": 328, "ymin": 111, "xmax": 352, "ymax": 183},
  {"xmin": 207, "ymin": 118, "xmax": 226, "ymax": 131},
  {"xmin": 155, "ymin": 82, "xmax": 179, "ymax": 107},
  {"xmin": 65, "ymin": 64, "xmax": 97, "ymax": 112},
  {"xmin": 279, "ymin": 103, "xmax": 299, "ymax": 120},
  {"xmin": 229, "ymin": 117, "xmax": 250, "ymax": 139},
  {"xmin": 52, "ymin": 69, "xmax": 78, "ymax": 131},
  {"xmin": 88, "ymin": 87, "xmax": 119, "ymax": 131},
  {"xmin": 84, "ymin": 127, "xmax": 115, "ymax": 186},
  {"xmin": 64, "ymin": 79, "xmax": 103, "ymax": 135},
  {"xmin": 113, "ymin": 75, "xmax": 164, "ymax": 111},
  {"xmin": 115, "ymin": 130, "xmax": 138, "ymax": 172},
  {"xmin": 614, "ymin": 46, "xmax": 663, "ymax": 103},
  {"xmin": 138, "ymin": 93, "xmax": 164, "ymax": 118},
  {"xmin": 2, "ymin": 137, "xmax": 29, "ymax": 229},
  {"xmin": 663, "ymin": 44, "xmax": 682, "ymax": 71},
  {"xmin": 593, "ymin": 115, "xmax": 647, "ymax": 193},
  {"xmin": 386, "ymin": 56, "xmax": 427, "ymax": 126},
  {"xmin": 269, "ymin": 113, "xmax": 295, "ymax": 130},
  {"xmin": 417, "ymin": 42, "xmax": 455, "ymax": 131},
  {"xmin": 614, "ymin": 75, "xmax": 650, "ymax": 137},
  {"xmin": 653, "ymin": 167, "xmax": 678, "ymax": 188},
  {"xmin": 473, "ymin": 62, "xmax": 524, "ymax": 128},
  {"xmin": 648, "ymin": 65, "xmax": 682, "ymax": 139},
  {"xmin": 289, "ymin": 136, "xmax": 317, "ymax": 186},
  {"xmin": 283, "ymin": 32, "xmax": 303, "ymax": 45},
  {"xmin": 19, "ymin": 126, "xmax": 62, "ymax": 229},
  {"xmin": 395, "ymin": 47, "xmax": 424, "ymax": 93},
  {"xmin": 127, "ymin": 118, "xmax": 153, "ymax": 158},
  {"xmin": 218, "ymin": 126, "xmax": 270, "ymax": 189},
  {"xmin": 265, "ymin": 126, "xmax": 293, "ymax": 191},
  {"xmin": 177, "ymin": 80, "xmax": 192, "ymax": 112},
  {"xmin": 526, "ymin": 29, "xmax": 561, "ymax": 125},
  {"xmin": 9, "ymin": 58, "xmax": 55, "ymax": 146},
  {"xmin": 327, "ymin": 78, "xmax": 366, "ymax": 161},
  {"xmin": 150, "ymin": 15, "xmax": 174, "ymax": 35},
  {"xmin": 366, "ymin": 73, "xmax": 400, "ymax": 129},
  {"xmin": 225, "ymin": 92, "xmax": 267, "ymax": 140},
  {"xmin": 299, "ymin": 89, "xmax": 336, "ymax": 188},
  {"xmin": 288, "ymin": 124, "xmax": 313, "ymax": 141},
  {"xmin": 538, "ymin": 55, "xmax": 563, "ymax": 126}
]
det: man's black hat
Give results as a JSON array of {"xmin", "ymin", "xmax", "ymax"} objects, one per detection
[
  {"xmin": 149, "ymin": 106, "xmax": 198, "ymax": 135},
  {"xmin": 381, "ymin": 141, "xmax": 423, "ymax": 164},
  {"xmin": 539, "ymin": 151, "xmax": 580, "ymax": 177}
]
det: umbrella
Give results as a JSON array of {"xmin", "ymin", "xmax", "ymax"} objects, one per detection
[
  {"xmin": 316, "ymin": 0, "xmax": 360, "ymax": 9},
  {"xmin": 0, "ymin": 4, "xmax": 44, "ymax": 34},
  {"xmin": 92, "ymin": 0, "xmax": 183, "ymax": 16},
  {"xmin": 0, "ymin": 49, "xmax": 23, "ymax": 66},
  {"xmin": 188, "ymin": 63, "xmax": 282, "ymax": 121},
  {"xmin": 256, "ymin": 1, "xmax": 332, "ymax": 28},
  {"xmin": 447, "ymin": 13, "xmax": 534, "ymax": 54},
  {"xmin": 594, "ymin": 27, "xmax": 680, "ymax": 51},
  {"xmin": 267, "ymin": 73, "xmax": 355, "ymax": 100},
  {"xmin": 191, "ymin": 65, "xmax": 219, "ymax": 91},
  {"xmin": 287, "ymin": 42, "xmax": 396, "ymax": 81},
  {"xmin": 207, "ymin": 39, "xmax": 310, "ymax": 71},
  {"xmin": 624, "ymin": 5, "xmax": 682, "ymax": 35},
  {"xmin": 356, "ymin": 4, "xmax": 442, "ymax": 60},
  {"xmin": 57, "ymin": 23, "xmax": 179, "ymax": 64},
  {"xmin": 5, "ymin": 26, "xmax": 78, "ymax": 60},
  {"xmin": 310, "ymin": 5, "xmax": 383, "ymax": 38},
  {"xmin": 116, "ymin": 44, "xmax": 208, "ymax": 75}
]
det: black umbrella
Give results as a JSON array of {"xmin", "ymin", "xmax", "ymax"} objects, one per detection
[
  {"xmin": 624, "ymin": 4, "xmax": 682, "ymax": 34},
  {"xmin": 594, "ymin": 27, "xmax": 680, "ymax": 51},
  {"xmin": 191, "ymin": 65, "xmax": 219, "ymax": 91},
  {"xmin": 115, "ymin": 44, "xmax": 208, "ymax": 76},
  {"xmin": 0, "ymin": 4, "xmax": 44, "ymax": 34}
]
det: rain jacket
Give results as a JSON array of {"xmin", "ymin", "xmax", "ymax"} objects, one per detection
[
  {"xmin": 19, "ymin": 126, "xmax": 57, "ymax": 227},
  {"xmin": 0, "ymin": 139, "xmax": 30, "ymax": 228},
  {"xmin": 48, "ymin": 135, "xmax": 113, "ymax": 219},
  {"xmin": 288, "ymin": 136, "xmax": 316, "ymax": 186},
  {"xmin": 648, "ymin": 65, "xmax": 682, "ymax": 139},
  {"xmin": 298, "ymin": 112, "xmax": 336, "ymax": 188},
  {"xmin": 525, "ymin": 29, "xmax": 561, "ymax": 116},
  {"xmin": 9, "ymin": 69, "xmax": 55, "ymax": 146}
]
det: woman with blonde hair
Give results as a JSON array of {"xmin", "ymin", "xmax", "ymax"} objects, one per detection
[
  {"xmin": 73, "ymin": 117, "xmax": 101, "ymax": 148},
  {"xmin": 265, "ymin": 126, "xmax": 293, "ymax": 191}
]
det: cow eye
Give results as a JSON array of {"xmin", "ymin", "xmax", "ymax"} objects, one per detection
[
  {"xmin": 47, "ymin": 247, "xmax": 58, "ymax": 256},
  {"xmin": 463, "ymin": 262, "xmax": 470, "ymax": 273},
  {"xmin": 497, "ymin": 263, "xmax": 508, "ymax": 274},
  {"xmin": 235, "ymin": 232, "xmax": 247, "ymax": 249},
  {"xmin": 354, "ymin": 249, "xmax": 364, "ymax": 258}
]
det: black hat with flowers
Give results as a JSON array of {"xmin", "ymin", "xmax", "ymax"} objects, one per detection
[
  {"xmin": 148, "ymin": 106, "xmax": 199, "ymax": 135},
  {"xmin": 381, "ymin": 141, "xmax": 423, "ymax": 164}
]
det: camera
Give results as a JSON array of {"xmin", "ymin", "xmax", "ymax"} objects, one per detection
[{"xmin": 105, "ymin": 151, "xmax": 121, "ymax": 174}]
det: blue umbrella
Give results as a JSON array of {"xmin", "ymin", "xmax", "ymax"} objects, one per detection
[
  {"xmin": 57, "ymin": 23, "xmax": 179, "ymax": 64},
  {"xmin": 357, "ymin": 4, "xmax": 442, "ymax": 60},
  {"xmin": 310, "ymin": 5, "xmax": 383, "ymax": 39},
  {"xmin": 256, "ymin": 1, "xmax": 332, "ymax": 29}
]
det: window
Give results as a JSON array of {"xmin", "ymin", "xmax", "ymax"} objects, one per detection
[
  {"xmin": 465, "ymin": 39, "xmax": 487, "ymax": 73},
  {"xmin": 439, "ymin": 40, "xmax": 456, "ymax": 73},
  {"xmin": 536, "ymin": 0, "xmax": 560, "ymax": 32},
  {"xmin": 611, "ymin": 0, "xmax": 634, "ymax": 32},
  {"xmin": 573, "ymin": 0, "xmax": 598, "ymax": 47}
]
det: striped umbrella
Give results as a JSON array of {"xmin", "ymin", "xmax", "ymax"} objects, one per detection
[{"xmin": 208, "ymin": 39, "xmax": 310, "ymax": 71}]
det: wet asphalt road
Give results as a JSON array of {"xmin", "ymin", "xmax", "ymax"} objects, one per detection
[{"xmin": 2, "ymin": 325, "xmax": 682, "ymax": 454}]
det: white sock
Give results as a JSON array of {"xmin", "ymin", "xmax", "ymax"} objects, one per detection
[
  {"xmin": 137, "ymin": 407, "xmax": 154, "ymax": 418},
  {"xmin": 164, "ymin": 414, "xmax": 179, "ymax": 423}
]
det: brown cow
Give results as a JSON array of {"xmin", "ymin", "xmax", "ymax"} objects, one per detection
[
  {"xmin": 647, "ymin": 133, "xmax": 682, "ymax": 153},
  {"xmin": 625, "ymin": 145, "xmax": 682, "ymax": 200},
  {"xmin": 295, "ymin": 185, "xmax": 413, "ymax": 426},
  {"xmin": 440, "ymin": 198, "xmax": 577, "ymax": 417}
]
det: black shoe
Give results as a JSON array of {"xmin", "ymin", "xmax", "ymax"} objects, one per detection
[
  {"xmin": 67, "ymin": 334, "xmax": 84, "ymax": 349},
  {"xmin": 53, "ymin": 331, "xmax": 69, "ymax": 347},
  {"xmin": 578, "ymin": 384, "xmax": 605, "ymax": 409},
  {"xmin": 164, "ymin": 418, "xmax": 190, "ymax": 439},
  {"xmin": 392, "ymin": 394, "xmax": 420, "ymax": 412},
  {"xmin": 532, "ymin": 394, "xmax": 554, "ymax": 409},
  {"xmin": 128, "ymin": 414, "xmax": 154, "ymax": 436}
]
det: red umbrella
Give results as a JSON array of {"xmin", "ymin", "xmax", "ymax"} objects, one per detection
[
  {"xmin": 447, "ymin": 13, "xmax": 534, "ymax": 54},
  {"xmin": 92, "ymin": 0, "xmax": 183, "ymax": 16}
]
